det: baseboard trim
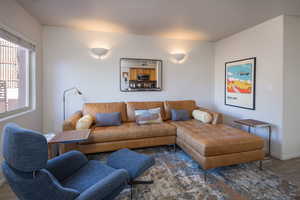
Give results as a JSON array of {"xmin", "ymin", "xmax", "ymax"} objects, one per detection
[{"xmin": 280, "ymin": 152, "xmax": 300, "ymax": 160}]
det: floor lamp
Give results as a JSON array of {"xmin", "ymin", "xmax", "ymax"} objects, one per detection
[{"xmin": 63, "ymin": 87, "xmax": 83, "ymax": 120}]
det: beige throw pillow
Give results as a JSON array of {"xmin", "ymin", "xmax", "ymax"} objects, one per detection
[
  {"xmin": 192, "ymin": 110, "xmax": 213, "ymax": 124},
  {"xmin": 76, "ymin": 114, "xmax": 94, "ymax": 130},
  {"xmin": 134, "ymin": 107, "xmax": 163, "ymax": 125}
]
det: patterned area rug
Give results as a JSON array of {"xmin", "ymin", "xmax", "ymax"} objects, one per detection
[{"xmin": 88, "ymin": 146, "xmax": 298, "ymax": 200}]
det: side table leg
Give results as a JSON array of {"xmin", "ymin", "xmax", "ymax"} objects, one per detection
[
  {"xmin": 59, "ymin": 143, "xmax": 64, "ymax": 155},
  {"xmin": 48, "ymin": 144, "xmax": 53, "ymax": 159},
  {"xmin": 268, "ymin": 126, "xmax": 272, "ymax": 157}
]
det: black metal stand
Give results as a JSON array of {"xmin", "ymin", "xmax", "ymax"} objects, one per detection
[
  {"xmin": 130, "ymin": 180, "xmax": 154, "ymax": 185},
  {"xmin": 129, "ymin": 180, "xmax": 154, "ymax": 200},
  {"xmin": 198, "ymin": 165, "xmax": 208, "ymax": 182},
  {"xmin": 168, "ymin": 144, "xmax": 176, "ymax": 152},
  {"xmin": 259, "ymin": 160, "xmax": 263, "ymax": 170}
]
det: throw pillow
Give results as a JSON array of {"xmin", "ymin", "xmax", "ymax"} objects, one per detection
[
  {"xmin": 76, "ymin": 114, "xmax": 94, "ymax": 130},
  {"xmin": 95, "ymin": 112, "xmax": 121, "ymax": 127},
  {"xmin": 135, "ymin": 107, "xmax": 163, "ymax": 125},
  {"xmin": 171, "ymin": 109, "xmax": 190, "ymax": 121},
  {"xmin": 192, "ymin": 110, "xmax": 213, "ymax": 123}
]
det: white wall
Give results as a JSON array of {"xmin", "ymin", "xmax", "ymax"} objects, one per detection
[
  {"xmin": 282, "ymin": 15, "xmax": 300, "ymax": 159},
  {"xmin": 214, "ymin": 16, "xmax": 284, "ymax": 159},
  {"xmin": 0, "ymin": 0, "xmax": 43, "ymax": 184},
  {"xmin": 43, "ymin": 26, "xmax": 214, "ymax": 132}
]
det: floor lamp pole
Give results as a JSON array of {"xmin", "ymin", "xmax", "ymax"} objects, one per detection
[{"xmin": 63, "ymin": 87, "xmax": 82, "ymax": 121}]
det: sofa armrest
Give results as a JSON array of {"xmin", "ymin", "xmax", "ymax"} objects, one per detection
[
  {"xmin": 46, "ymin": 150, "xmax": 88, "ymax": 182},
  {"xmin": 75, "ymin": 169, "xmax": 129, "ymax": 200},
  {"xmin": 196, "ymin": 107, "xmax": 223, "ymax": 125},
  {"xmin": 63, "ymin": 111, "xmax": 83, "ymax": 131}
]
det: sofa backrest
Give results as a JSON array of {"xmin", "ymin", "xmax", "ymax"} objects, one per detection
[
  {"xmin": 83, "ymin": 102, "xmax": 127, "ymax": 122},
  {"xmin": 126, "ymin": 101, "xmax": 166, "ymax": 122},
  {"xmin": 164, "ymin": 100, "xmax": 197, "ymax": 120},
  {"xmin": 81, "ymin": 100, "xmax": 198, "ymax": 122}
]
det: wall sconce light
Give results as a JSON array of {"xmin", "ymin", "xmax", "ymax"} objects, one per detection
[
  {"xmin": 90, "ymin": 48, "xmax": 109, "ymax": 59},
  {"xmin": 170, "ymin": 53, "xmax": 186, "ymax": 63}
]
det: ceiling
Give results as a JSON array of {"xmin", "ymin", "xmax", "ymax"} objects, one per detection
[{"xmin": 17, "ymin": 0, "xmax": 300, "ymax": 41}]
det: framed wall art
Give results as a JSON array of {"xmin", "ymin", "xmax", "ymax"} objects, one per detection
[
  {"xmin": 225, "ymin": 57, "xmax": 256, "ymax": 110},
  {"xmin": 120, "ymin": 58, "xmax": 162, "ymax": 92}
]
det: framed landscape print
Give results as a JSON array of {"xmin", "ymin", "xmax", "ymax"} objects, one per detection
[{"xmin": 225, "ymin": 57, "xmax": 256, "ymax": 110}]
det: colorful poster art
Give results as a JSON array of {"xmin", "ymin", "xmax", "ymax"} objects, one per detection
[{"xmin": 225, "ymin": 58, "xmax": 256, "ymax": 110}]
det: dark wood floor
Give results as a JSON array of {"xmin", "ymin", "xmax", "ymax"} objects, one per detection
[{"xmin": 1, "ymin": 157, "xmax": 300, "ymax": 200}]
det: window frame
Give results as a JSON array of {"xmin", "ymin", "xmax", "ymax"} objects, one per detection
[{"xmin": 0, "ymin": 25, "xmax": 36, "ymax": 120}]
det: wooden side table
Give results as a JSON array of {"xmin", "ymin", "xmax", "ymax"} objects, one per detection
[
  {"xmin": 234, "ymin": 119, "xmax": 272, "ymax": 157},
  {"xmin": 44, "ymin": 133, "xmax": 56, "ymax": 159},
  {"xmin": 48, "ymin": 129, "xmax": 91, "ymax": 158}
]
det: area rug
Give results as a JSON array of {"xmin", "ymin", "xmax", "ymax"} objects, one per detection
[{"xmin": 88, "ymin": 146, "xmax": 298, "ymax": 200}]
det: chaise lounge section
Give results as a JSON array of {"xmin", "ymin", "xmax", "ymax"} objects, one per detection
[
  {"xmin": 172, "ymin": 121, "xmax": 264, "ymax": 170},
  {"xmin": 62, "ymin": 100, "xmax": 265, "ymax": 171},
  {"xmin": 164, "ymin": 100, "xmax": 264, "ymax": 170}
]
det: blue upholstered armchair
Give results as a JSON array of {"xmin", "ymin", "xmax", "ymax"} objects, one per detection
[{"xmin": 2, "ymin": 123, "xmax": 129, "ymax": 200}]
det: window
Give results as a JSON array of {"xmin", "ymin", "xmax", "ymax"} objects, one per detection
[{"xmin": 0, "ymin": 28, "xmax": 35, "ymax": 118}]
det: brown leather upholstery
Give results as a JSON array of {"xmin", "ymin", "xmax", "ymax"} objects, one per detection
[
  {"xmin": 82, "ymin": 102, "xmax": 127, "ymax": 122},
  {"xmin": 177, "ymin": 138, "xmax": 264, "ymax": 170},
  {"xmin": 172, "ymin": 120, "xmax": 264, "ymax": 156},
  {"xmin": 76, "ymin": 136, "xmax": 176, "ymax": 154},
  {"xmin": 62, "ymin": 100, "xmax": 264, "ymax": 171},
  {"xmin": 62, "ymin": 111, "xmax": 83, "ymax": 131},
  {"xmin": 126, "ymin": 101, "xmax": 166, "ymax": 121},
  {"xmin": 164, "ymin": 100, "xmax": 197, "ymax": 120},
  {"xmin": 84, "ymin": 122, "xmax": 176, "ymax": 143}
]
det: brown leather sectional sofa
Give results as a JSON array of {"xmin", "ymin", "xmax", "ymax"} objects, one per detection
[{"xmin": 62, "ymin": 100, "xmax": 264, "ymax": 170}]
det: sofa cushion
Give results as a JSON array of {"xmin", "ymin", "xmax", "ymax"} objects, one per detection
[
  {"xmin": 64, "ymin": 111, "xmax": 83, "ymax": 131},
  {"xmin": 171, "ymin": 120, "xmax": 264, "ymax": 157},
  {"xmin": 83, "ymin": 102, "xmax": 127, "ymax": 122},
  {"xmin": 85, "ymin": 122, "xmax": 176, "ymax": 143},
  {"xmin": 192, "ymin": 110, "xmax": 213, "ymax": 124},
  {"xmin": 171, "ymin": 109, "xmax": 190, "ymax": 121},
  {"xmin": 176, "ymin": 138, "xmax": 264, "ymax": 170},
  {"xmin": 76, "ymin": 114, "xmax": 94, "ymax": 130},
  {"xmin": 95, "ymin": 112, "xmax": 121, "ymax": 127},
  {"xmin": 164, "ymin": 100, "xmax": 197, "ymax": 120},
  {"xmin": 135, "ymin": 108, "xmax": 163, "ymax": 125},
  {"xmin": 126, "ymin": 101, "xmax": 166, "ymax": 121}
]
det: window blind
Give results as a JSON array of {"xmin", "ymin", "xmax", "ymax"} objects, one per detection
[{"xmin": 0, "ymin": 28, "xmax": 35, "ymax": 51}]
